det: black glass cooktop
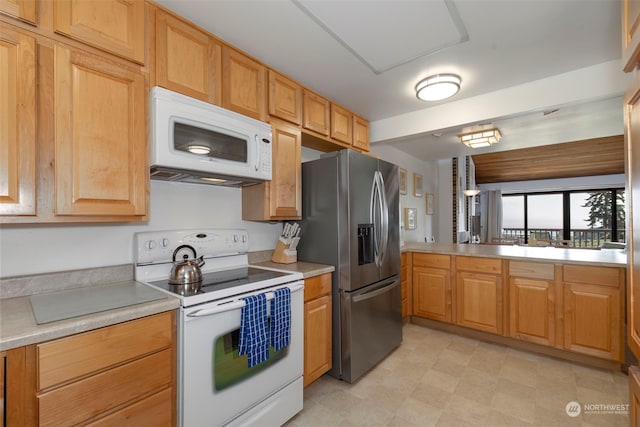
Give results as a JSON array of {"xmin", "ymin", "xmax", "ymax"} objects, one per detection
[{"xmin": 147, "ymin": 266, "xmax": 291, "ymax": 298}]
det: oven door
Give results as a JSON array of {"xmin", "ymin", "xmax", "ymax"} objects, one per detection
[{"xmin": 179, "ymin": 281, "xmax": 304, "ymax": 427}]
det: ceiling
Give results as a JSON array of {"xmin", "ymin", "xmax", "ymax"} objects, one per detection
[{"xmin": 155, "ymin": 0, "xmax": 625, "ymax": 162}]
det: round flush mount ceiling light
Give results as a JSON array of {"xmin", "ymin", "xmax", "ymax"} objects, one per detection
[{"xmin": 415, "ymin": 74, "xmax": 461, "ymax": 101}]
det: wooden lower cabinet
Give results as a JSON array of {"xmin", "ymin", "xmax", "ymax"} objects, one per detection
[
  {"xmin": 34, "ymin": 311, "xmax": 176, "ymax": 426},
  {"xmin": 508, "ymin": 261, "xmax": 556, "ymax": 347},
  {"xmin": 413, "ymin": 266, "xmax": 451, "ymax": 322},
  {"xmin": 303, "ymin": 273, "xmax": 332, "ymax": 387},
  {"xmin": 401, "ymin": 252, "xmax": 409, "ymax": 317},
  {"xmin": 630, "ymin": 366, "xmax": 640, "ymax": 425},
  {"xmin": 455, "ymin": 257, "xmax": 504, "ymax": 335}
]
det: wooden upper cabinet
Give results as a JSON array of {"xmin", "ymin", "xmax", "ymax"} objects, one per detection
[
  {"xmin": 222, "ymin": 45, "xmax": 266, "ymax": 121},
  {"xmin": 0, "ymin": 0, "xmax": 36, "ymax": 24},
  {"xmin": 352, "ymin": 115, "xmax": 370, "ymax": 151},
  {"xmin": 0, "ymin": 25, "xmax": 36, "ymax": 216},
  {"xmin": 54, "ymin": 43, "xmax": 146, "ymax": 217},
  {"xmin": 242, "ymin": 119, "xmax": 301, "ymax": 220},
  {"xmin": 623, "ymin": 0, "xmax": 640, "ymax": 72},
  {"xmin": 330, "ymin": 103, "xmax": 353, "ymax": 144},
  {"xmin": 53, "ymin": 0, "xmax": 145, "ymax": 64},
  {"xmin": 303, "ymin": 89, "xmax": 330, "ymax": 136},
  {"xmin": 268, "ymin": 70, "xmax": 302, "ymax": 125},
  {"xmin": 155, "ymin": 9, "xmax": 221, "ymax": 104}
]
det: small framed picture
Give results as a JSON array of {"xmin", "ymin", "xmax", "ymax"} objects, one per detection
[
  {"xmin": 413, "ymin": 173, "xmax": 423, "ymax": 197},
  {"xmin": 399, "ymin": 168, "xmax": 407, "ymax": 195},
  {"xmin": 404, "ymin": 207, "xmax": 417, "ymax": 230},
  {"xmin": 425, "ymin": 193, "xmax": 434, "ymax": 215}
]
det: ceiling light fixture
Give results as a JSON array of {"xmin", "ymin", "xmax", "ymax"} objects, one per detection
[
  {"xmin": 415, "ymin": 74, "xmax": 461, "ymax": 101},
  {"xmin": 187, "ymin": 145, "xmax": 211, "ymax": 155},
  {"xmin": 458, "ymin": 124, "xmax": 502, "ymax": 148}
]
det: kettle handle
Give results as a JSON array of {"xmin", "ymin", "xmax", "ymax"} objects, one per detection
[{"xmin": 172, "ymin": 244, "xmax": 197, "ymax": 262}]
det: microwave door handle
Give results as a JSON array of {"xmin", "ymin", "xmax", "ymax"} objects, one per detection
[{"xmin": 254, "ymin": 134, "xmax": 260, "ymax": 171}]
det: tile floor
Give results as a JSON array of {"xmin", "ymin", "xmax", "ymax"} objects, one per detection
[{"xmin": 286, "ymin": 323, "xmax": 629, "ymax": 426}]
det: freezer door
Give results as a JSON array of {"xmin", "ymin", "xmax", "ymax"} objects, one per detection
[
  {"xmin": 378, "ymin": 158, "xmax": 400, "ymax": 279},
  {"xmin": 345, "ymin": 151, "xmax": 381, "ymax": 291},
  {"xmin": 339, "ymin": 276, "xmax": 402, "ymax": 383}
]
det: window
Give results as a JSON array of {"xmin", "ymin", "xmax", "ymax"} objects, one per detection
[{"xmin": 501, "ymin": 189, "xmax": 625, "ymax": 248}]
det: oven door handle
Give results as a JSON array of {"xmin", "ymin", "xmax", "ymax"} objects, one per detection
[{"xmin": 186, "ymin": 282, "xmax": 304, "ymax": 317}]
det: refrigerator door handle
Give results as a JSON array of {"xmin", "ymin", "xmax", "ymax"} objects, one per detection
[
  {"xmin": 352, "ymin": 278, "xmax": 398, "ymax": 303},
  {"xmin": 376, "ymin": 171, "xmax": 389, "ymax": 265},
  {"xmin": 370, "ymin": 172, "xmax": 381, "ymax": 265}
]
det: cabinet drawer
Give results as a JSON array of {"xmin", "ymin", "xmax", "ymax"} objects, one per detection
[
  {"xmin": 38, "ymin": 312, "xmax": 173, "ymax": 390},
  {"xmin": 86, "ymin": 387, "xmax": 173, "ymax": 427},
  {"xmin": 563, "ymin": 265, "xmax": 622, "ymax": 288},
  {"xmin": 38, "ymin": 349, "xmax": 172, "ymax": 427},
  {"xmin": 304, "ymin": 273, "xmax": 332, "ymax": 302},
  {"xmin": 456, "ymin": 256, "xmax": 502, "ymax": 274},
  {"xmin": 413, "ymin": 253, "xmax": 450, "ymax": 269},
  {"xmin": 509, "ymin": 261, "xmax": 555, "ymax": 280}
]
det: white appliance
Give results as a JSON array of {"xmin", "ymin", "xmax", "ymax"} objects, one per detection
[
  {"xmin": 134, "ymin": 229, "xmax": 304, "ymax": 427},
  {"xmin": 150, "ymin": 87, "xmax": 272, "ymax": 186}
]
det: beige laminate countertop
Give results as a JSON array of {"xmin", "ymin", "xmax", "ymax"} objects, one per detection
[
  {"xmin": 0, "ymin": 280, "xmax": 180, "ymax": 352},
  {"xmin": 0, "ymin": 261, "xmax": 333, "ymax": 352},
  {"xmin": 402, "ymin": 242, "xmax": 627, "ymax": 267}
]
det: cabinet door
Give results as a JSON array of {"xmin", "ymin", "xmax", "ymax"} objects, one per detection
[
  {"xmin": 155, "ymin": 10, "xmax": 221, "ymax": 104},
  {"xmin": 330, "ymin": 103, "xmax": 352, "ymax": 144},
  {"xmin": 0, "ymin": 25, "xmax": 36, "ymax": 215},
  {"xmin": 54, "ymin": 0, "xmax": 145, "ymax": 64},
  {"xmin": 456, "ymin": 271, "xmax": 503, "ymax": 334},
  {"xmin": 623, "ymin": 0, "xmax": 640, "ymax": 72},
  {"xmin": 304, "ymin": 294, "xmax": 331, "ymax": 387},
  {"xmin": 352, "ymin": 115, "xmax": 370, "ymax": 151},
  {"xmin": 626, "ymin": 76, "xmax": 640, "ymax": 361},
  {"xmin": 509, "ymin": 277, "xmax": 555, "ymax": 346},
  {"xmin": 413, "ymin": 266, "xmax": 451, "ymax": 322},
  {"xmin": 222, "ymin": 46, "xmax": 266, "ymax": 121},
  {"xmin": 563, "ymin": 282, "xmax": 622, "ymax": 361},
  {"xmin": 54, "ymin": 44, "xmax": 146, "ymax": 216},
  {"xmin": 268, "ymin": 70, "xmax": 302, "ymax": 125},
  {"xmin": 0, "ymin": 0, "xmax": 36, "ymax": 24},
  {"xmin": 242, "ymin": 120, "xmax": 301, "ymax": 220},
  {"xmin": 630, "ymin": 366, "xmax": 640, "ymax": 426},
  {"xmin": 302, "ymin": 89, "xmax": 329, "ymax": 136}
]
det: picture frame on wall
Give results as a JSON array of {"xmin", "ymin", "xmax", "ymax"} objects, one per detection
[
  {"xmin": 425, "ymin": 193, "xmax": 434, "ymax": 215},
  {"xmin": 413, "ymin": 173, "xmax": 423, "ymax": 197},
  {"xmin": 399, "ymin": 168, "xmax": 407, "ymax": 195},
  {"xmin": 404, "ymin": 207, "xmax": 417, "ymax": 230}
]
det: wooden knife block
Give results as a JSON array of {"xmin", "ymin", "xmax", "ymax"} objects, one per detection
[{"xmin": 271, "ymin": 240, "xmax": 297, "ymax": 264}]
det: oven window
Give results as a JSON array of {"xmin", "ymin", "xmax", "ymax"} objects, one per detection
[
  {"xmin": 173, "ymin": 122, "xmax": 247, "ymax": 162},
  {"xmin": 213, "ymin": 327, "xmax": 287, "ymax": 391}
]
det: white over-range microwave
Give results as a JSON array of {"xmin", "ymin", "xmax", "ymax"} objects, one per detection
[{"xmin": 150, "ymin": 86, "xmax": 272, "ymax": 186}]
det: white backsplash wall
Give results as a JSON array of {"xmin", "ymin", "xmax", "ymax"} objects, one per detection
[{"xmin": 0, "ymin": 180, "xmax": 282, "ymax": 277}]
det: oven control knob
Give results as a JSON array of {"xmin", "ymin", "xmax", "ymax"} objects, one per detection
[
  {"xmin": 146, "ymin": 240, "xmax": 156, "ymax": 250},
  {"xmin": 161, "ymin": 238, "xmax": 169, "ymax": 247},
  {"xmin": 241, "ymin": 235, "xmax": 247, "ymax": 243},
  {"xmin": 233, "ymin": 235, "xmax": 239, "ymax": 243}
]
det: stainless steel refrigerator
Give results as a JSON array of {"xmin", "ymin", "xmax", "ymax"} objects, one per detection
[{"xmin": 297, "ymin": 149, "xmax": 402, "ymax": 383}]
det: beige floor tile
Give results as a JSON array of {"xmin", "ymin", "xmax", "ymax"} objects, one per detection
[{"xmin": 285, "ymin": 324, "xmax": 629, "ymax": 427}]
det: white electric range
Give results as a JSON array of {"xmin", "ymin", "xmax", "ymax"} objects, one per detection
[{"xmin": 134, "ymin": 229, "xmax": 304, "ymax": 427}]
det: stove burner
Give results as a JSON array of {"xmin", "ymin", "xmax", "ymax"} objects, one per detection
[{"xmin": 147, "ymin": 267, "xmax": 293, "ymax": 299}]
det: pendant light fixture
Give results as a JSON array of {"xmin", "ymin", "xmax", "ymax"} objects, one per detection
[{"xmin": 415, "ymin": 74, "xmax": 461, "ymax": 101}]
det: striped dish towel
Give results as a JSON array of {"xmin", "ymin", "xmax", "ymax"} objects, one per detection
[
  {"xmin": 270, "ymin": 287, "xmax": 291, "ymax": 351},
  {"xmin": 238, "ymin": 294, "xmax": 269, "ymax": 367}
]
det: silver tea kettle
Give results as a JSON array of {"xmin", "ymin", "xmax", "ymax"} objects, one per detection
[{"xmin": 169, "ymin": 245, "xmax": 205, "ymax": 285}]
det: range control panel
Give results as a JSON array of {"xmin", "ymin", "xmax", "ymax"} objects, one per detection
[{"xmin": 134, "ymin": 229, "xmax": 249, "ymax": 265}]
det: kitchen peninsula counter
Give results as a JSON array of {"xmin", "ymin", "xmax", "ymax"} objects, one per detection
[{"xmin": 402, "ymin": 242, "xmax": 627, "ymax": 267}]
